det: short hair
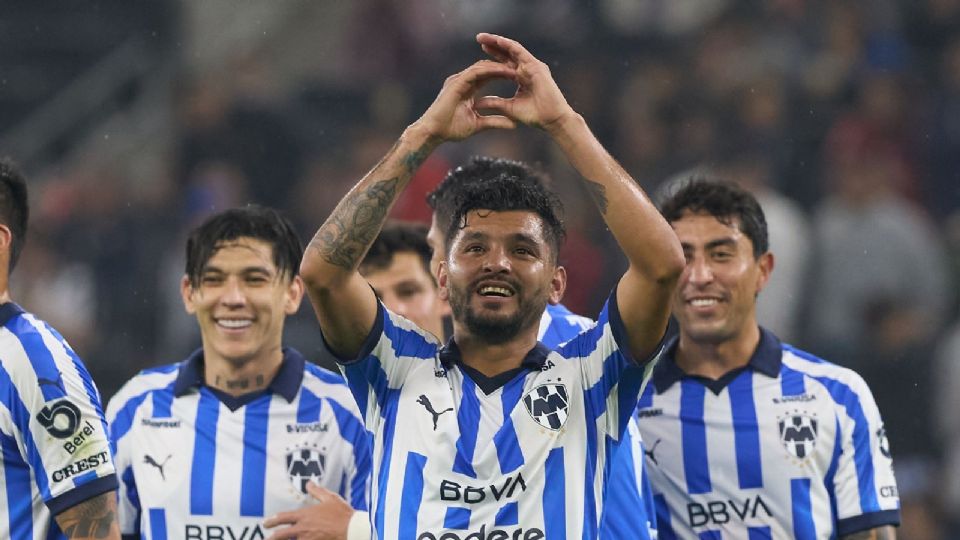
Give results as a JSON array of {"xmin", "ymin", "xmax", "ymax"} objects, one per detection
[
  {"xmin": 659, "ymin": 178, "xmax": 768, "ymax": 258},
  {"xmin": 0, "ymin": 159, "xmax": 29, "ymax": 273},
  {"xmin": 185, "ymin": 205, "xmax": 303, "ymax": 288},
  {"xmin": 430, "ymin": 156, "xmax": 565, "ymax": 263},
  {"xmin": 360, "ymin": 222, "xmax": 432, "ymax": 279}
]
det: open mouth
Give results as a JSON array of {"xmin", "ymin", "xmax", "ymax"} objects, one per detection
[
  {"xmin": 216, "ymin": 318, "xmax": 253, "ymax": 330},
  {"xmin": 478, "ymin": 285, "xmax": 515, "ymax": 298}
]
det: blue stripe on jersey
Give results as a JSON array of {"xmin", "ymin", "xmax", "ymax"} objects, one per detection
[
  {"xmin": 0, "ymin": 367, "xmax": 50, "ymax": 500},
  {"xmin": 1, "ymin": 430, "xmax": 32, "ymax": 539},
  {"xmin": 240, "ymin": 396, "xmax": 270, "ymax": 516},
  {"xmin": 637, "ymin": 384, "xmax": 654, "ymax": 409},
  {"xmin": 791, "ymin": 478, "xmax": 816, "ymax": 539},
  {"xmin": 444, "ymin": 506, "xmax": 471, "ymax": 529},
  {"xmin": 151, "ymin": 390, "xmax": 173, "ymax": 418},
  {"xmin": 8, "ymin": 317, "xmax": 66, "ymax": 402},
  {"xmin": 825, "ymin": 418, "xmax": 843, "ymax": 526},
  {"xmin": 495, "ymin": 502, "xmax": 519, "ymax": 526},
  {"xmin": 328, "ymin": 398, "xmax": 371, "ymax": 510},
  {"xmin": 729, "ymin": 371, "xmax": 763, "ymax": 489},
  {"xmin": 492, "ymin": 375, "xmax": 526, "ymax": 474},
  {"xmin": 543, "ymin": 448, "xmax": 566, "ymax": 540},
  {"xmin": 781, "ymin": 365, "xmax": 805, "ymax": 396},
  {"xmin": 599, "ymin": 433, "xmax": 644, "ymax": 540},
  {"xmin": 398, "ymin": 452, "xmax": 427, "ymax": 538},
  {"xmin": 190, "ymin": 391, "xmax": 220, "ymax": 515},
  {"xmin": 654, "ymin": 494, "xmax": 675, "ymax": 540},
  {"xmin": 73, "ymin": 470, "xmax": 98, "ymax": 488},
  {"xmin": 699, "ymin": 530, "xmax": 722, "ymax": 539},
  {"xmin": 748, "ymin": 526, "xmax": 772, "ymax": 539},
  {"xmin": 297, "ymin": 387, "xmax": 323, "ymax": 423},
  {"xmin": 812, "ymin": 375, "xmax": 881, "ymax": 513},
  {"xmin": 149, "ymin": 508, "xmax": 167, "ymax": 540},
  {"xmin": 373, "ymin": 387, "xmax": 401, "ymax": 538},
  {"xmin": 453, "ymin": 375, "xmax": 480, "ymax": 478},
  {"xmin": 44, "ymin": 322, "xmax": 109, "ymax": 440},
  {"xmin": 581, "ymin": 388, "xmax": 599, "ymax": 540},
  {"xmin": 109, "ymin": 389, "xmax": 153, "ymax": 456},
  {"xmin": 121, "ymin": 466, "xmax": 140, "ymax": 532},
  {"xmin": 680, "ymin": 380, "xmax": 711, "ymax": 494}
]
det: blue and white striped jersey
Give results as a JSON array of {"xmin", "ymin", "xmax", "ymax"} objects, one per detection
[
  {"xmin": 538, "ymin": 303, "xmax": 594, "ymax": 349},
  {"xmin": 106, "ymin": 348, "xmax": 370, "ymax": 539},
  {"xmin": 0, "ymin": 302, "xmax": 117, "ymax": 540},
  {"xmin": 339, "ymin": 293, "xmax": 662, "ymax": 539},
  {"xmin": 636, "ymin": 329, "xmax": 900, "ymax": 539}
]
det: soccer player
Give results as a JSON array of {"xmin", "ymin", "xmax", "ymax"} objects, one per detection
[
  {"xmin": 105, "ymin": 206, "xmax": 370, "ymax": 539},
  {"xmin": 636, "ymin": 179, "xmax": 899, "ymax": 538},
  {"xmin": 299, "ymin": 32, "xmax": 683, "ymax": 539},
  {"xmin": 0, "ymin": 159, "xmax": 120, "ymax": 539}
]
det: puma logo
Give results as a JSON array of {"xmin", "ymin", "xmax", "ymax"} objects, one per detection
[
  {"xmin": 644, "ymin": 439, "xmax": 662, "ymax": 466},
  {"xmin": 417, "ymin": 395, "xmax": 453, "ymax": 431},
  {"xmin": 143, "ymin": 454, "xmax": 171, "ymax": 480}
]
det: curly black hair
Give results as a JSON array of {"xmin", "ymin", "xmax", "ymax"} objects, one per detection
[
  {"xmin": 361, "ymin": 221, "xmax": 432, "ymax": 277},
  {"xmin": 659, "ymin": 178, "xmax": 768, "ymax": 258}
]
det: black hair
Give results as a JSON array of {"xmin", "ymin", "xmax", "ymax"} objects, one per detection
[
  {"xmin": 0, "ymin": 159, "xmax": 29, "ymax": 273},
  {"xmin": 659, "ymin": 178, "xmax": 768, "ymax": 258},
  {"xmin": 185, "ymin": 205, "xmax": 303, "ymax": 288},
  {"xmin": 360, "ymin": 222, "xmax": 432, "ymax": 279},
  {"xmin": 430, "ymin": 157, "xmax": 565, "ymax": 263}
]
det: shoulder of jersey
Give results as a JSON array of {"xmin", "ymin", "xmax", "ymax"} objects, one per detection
[
  {"xmin": 780, "ymin": 344, "xmax": 873, "ymax": 392},
  {"xmin": 106, "ymin": 362, "xmax": 181, "ymax": 413},
  {"xmin": 302, "ymin": 363, "xmax": 354, "ymax": 399}
]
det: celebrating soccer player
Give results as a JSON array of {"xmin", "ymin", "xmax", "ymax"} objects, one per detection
[
  {"xmin": 0, "ymin": 159, "xmax": 121, "ymax": 539},
  {"xmin": 106, "ymin": 206, "xmax": 370, "ymax": 539},
  {"xmin": 635, "ymin": 179, "xmax": 900, "ymax": 538},
  {"xmin": 298, "ymin": 33, "xmax": 683, "ymax": 539}
]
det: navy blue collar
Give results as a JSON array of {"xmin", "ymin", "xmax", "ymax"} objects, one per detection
[
  {"xmin": 173, "ymin": 347, "xmax": 305, "ymax": 402},
  {"xmin": 0, "ymin": 302, "xmax": 25, "ymax": 326},
  {"xmin": 652, "ymin": 327, "xmax": 782, "ymax": 394},
  {"xmin": 438, "ymin": 338, "xmax": 552, "ymax": 371}
]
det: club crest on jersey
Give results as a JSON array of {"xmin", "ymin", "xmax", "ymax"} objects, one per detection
[
  {"xmin": 523, "ymin": 383, "xmax": 569, "ymax": 430},
  {"xmin": 778, "ymin": 411, "xmax": 818, "ymax": 460},
  {"xmin": 286, "ymin": 446, "xmax": 326, "ymax": 494}
]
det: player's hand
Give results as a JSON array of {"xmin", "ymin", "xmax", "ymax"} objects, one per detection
[
  {"xmin": 263, "ymin": 483, "xmax": 354, "ymax": 540},
  {"xmin": 474, "ymin": 33, "xmax": 576, "ymax": 133},
  {"xmin": 413, "ymin": 60, "xmax": 518, "ymax": 142}
]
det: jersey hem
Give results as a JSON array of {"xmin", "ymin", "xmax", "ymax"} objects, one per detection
[
  {"xmin": 836, "ymin": 508, "xmax": 901, "ymax": 535},
  {"xmin": 46, "ymin": 473, "xmax": 119, "ymax": 516}
]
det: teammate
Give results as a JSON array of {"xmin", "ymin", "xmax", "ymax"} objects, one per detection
[
  {"xmin": 636, "ymin": 179, "xmax": 899, "ymax": 538},
  {"xmin": 299, "ymin": 33, "xmax": 683, "ymax": 539},
  {"xmin": 0, "ymin": 159, "xmax": 120, "ymax": 539},
  {"xmin": 106, "ymin": 206, "xmax": 370, "ymax": 539}
]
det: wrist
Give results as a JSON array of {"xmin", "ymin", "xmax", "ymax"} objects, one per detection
[
  {"xmin": 404, "ymin": 121, "xmax": 443, "ymax": 150},
  {"xmin": 543, "ymin": 111, "xmax": 585, "ymax": 139},
  {"xmin": 346, "ymin": 510, "xmax": 371, "ymax": 540}
]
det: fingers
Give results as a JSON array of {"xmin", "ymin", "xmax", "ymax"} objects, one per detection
[
  {"xmin": 264, "ymin": 525, "xmax": 300, "ymax": 540},
  {"xmin": 305, "ymin": 482, "xmax": 338, "ymax": 502},
  {"xmin": 452, "ymin": 60, "xmax": 515, "ymax": 91},
  {"xmin": 475, "ymin": 114, "xmax": 517, "ymax": 132},
  {"xmin": 477, "ymin": 33, "xmax": 537, "ymax": 65},
  {"xmin": 263, "ymin": 510, "xmax": 297, "ymax": 528}
]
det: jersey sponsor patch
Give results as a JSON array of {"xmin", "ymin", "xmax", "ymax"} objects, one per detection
[{"xmin": 522, "ymin": 383, "xmax": 569, "ymax": 430}]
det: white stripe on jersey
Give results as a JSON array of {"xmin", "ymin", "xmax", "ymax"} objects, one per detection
[
  {"xmin": 341, "ymin": 294, "xmax": 661, "ymax": 540},
  {"xmin": 106, "ymin": 349, "xmax": 370, "ymax": 539},
  {"xmin": 636, "ymin": 329, "xmax": 899, "ymax": 539},
  {"xmin": 0, "ymin": 304, "xmax": 116, "ymax": 540}
]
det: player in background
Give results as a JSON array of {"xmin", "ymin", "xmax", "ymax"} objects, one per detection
[
  {"xmin": 298, "ymin": 32, "xmax": 682, "ymax": 539},
  {"xmin": 106, "ymin": 206, "xmax": 370, "ymax": 539},
  {"xmin": 636, "ymin": 179, "xmax": 899, "ymax": 539},
  {"xmin": 0, "ymin": 158, "xmax": 120, "ymax": 539}
]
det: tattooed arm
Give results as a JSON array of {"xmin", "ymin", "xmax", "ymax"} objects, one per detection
[
  {"xmin": 300, "ymin": 59, "xmax": 517, "ymax": 357},
  {"xmin": 54, "ymin": 491, "xmax": 121, "ymax": 540},
  {"xmin": 473, "ymin": 33, "xmax": 684, "ymax": 360},
  {"xmin": 841, "ymin": 526, "xmax": 897, "ymax": 540}
]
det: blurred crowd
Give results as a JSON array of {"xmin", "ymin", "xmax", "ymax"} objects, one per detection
[{"xmin": 8, "ymin": 1, "xmax": 960, "ymax": 537}]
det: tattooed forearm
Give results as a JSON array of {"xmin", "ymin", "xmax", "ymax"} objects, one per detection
[
  {"xmin": 311, "ymin": 177, "xmax": 400, "ymax": 269},
  {"xmin": 56, "ymin": 492, "xmax": 119, "ymax": 539},
  {"xmin": 583, "ymin": 179, "xmax": 608, "ymax": 215},
  {"xmin": 841, "ymin": 526, "xmax": 897, "ymax": 540},
  {"xmin": 402, "ymin": 144, "xmax": 431, "ymax": 173}
]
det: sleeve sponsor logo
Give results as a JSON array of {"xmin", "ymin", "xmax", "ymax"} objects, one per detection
[
  {"xmin": 51, "ymin": 450, "xmax": 110, "ymax": 482},
  {"xmin": 62, "ymin": 419, "xmax": 101, "ymax": 455},
  {"xmin": 36, "ymin": 399, "xmax": 82, "ymax": 439},
  {"xmin": 876, "ymin": 426, "xmax": 892, "ymax": 459}
]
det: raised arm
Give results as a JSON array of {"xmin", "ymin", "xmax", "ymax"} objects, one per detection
[
  {"xmin": 474, "ymin": 33, "xmax": 684, "ymax": 360},
  {"xmin": 300, "ymin": 60, "xmax": 517, "ymax": 358},
  {"xmin": 55, "ymin": 492, "xmax": 121, "ymax": 540}
]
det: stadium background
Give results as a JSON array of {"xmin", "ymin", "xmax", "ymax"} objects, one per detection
[{"xmin": 1, "ymin": 1, "xmax": 958, "ymax": 536}]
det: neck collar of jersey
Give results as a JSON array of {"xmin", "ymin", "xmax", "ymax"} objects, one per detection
[
  {"xmin": 173, "ymin": 346, "xmax": 306, "ymax": 402},
  {"xmin": 0, "ymin": 302, "xmax": 24, "ymax": 326},
  {"xmin": 652, "ymin": 327, "xmax": 782, "ymax": 394},
  {"xmin": 438, "ymin": 338, "xmax": 552, "ymax": 372}
]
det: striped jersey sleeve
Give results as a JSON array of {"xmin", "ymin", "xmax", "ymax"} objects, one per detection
[
  {"xmin": 0, "ymin": 307, "xmax": 117, "ymax": 539},
  {"xmin": 538, "ymin": 303, "xmax": 594, "ymax": 349}
]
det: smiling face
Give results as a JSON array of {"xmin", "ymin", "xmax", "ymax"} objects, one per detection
[
  {"xmin": 671, "ymin": 211, "xmax": 772, "ymax": 346},
  {"xmin": 440, "ymin": 209, "xmax": 565, "ymax": 345},
  {"xmin": 181, "ymin": 237, "xmax": 304, "ymax": 368},
  {"xmin": 363, "ymin": 251, "xmax": 446, "ymax": 339}
]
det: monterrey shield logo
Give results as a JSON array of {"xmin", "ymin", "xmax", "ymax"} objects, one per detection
[
  {"xmin": 286, "ymin": 447, "xmax": 326, "ymax": 494},
  {"xmin": 523, "ymin": 383, "xmax": 569, "ymax": 430},
  {"xmin": 778, "ymin": 412, "xmax": 818, "ymax": 460}
]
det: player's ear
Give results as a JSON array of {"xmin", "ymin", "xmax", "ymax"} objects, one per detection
[
  {"xmin": 285, "ymin": 275, "xmax": 305, "ymax": 314},
  {"xmin": 181, "ymin": 275, "xmax": 198, "ymax": 314},
  {"xmin": 438, "ymin": 261, "xmax": 450, "ymax": 302},
  {"xmin": 755, "ymin": 251, "xmax": 774, "ymax": 294},
  {"xmin": 548, "ymin": 265, "xmax": 567, "ymax": 305}
]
